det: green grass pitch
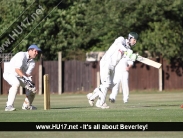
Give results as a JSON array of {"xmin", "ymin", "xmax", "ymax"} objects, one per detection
[{"xmin": 0, "ymin": 91, "xmax": 183, "ymax": 138}]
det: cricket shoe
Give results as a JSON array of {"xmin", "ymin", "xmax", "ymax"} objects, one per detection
[
  {"xmin": 22, "ymin": 105, "xmax": 37, "ymax": 110},
  {"xmin": 109, "ymin": 98, "xmax": 115, "ymax": 103},
  {"xmin": 96, "ymin": 101, "xmax": 109, "ymax": 109},
  {"xmin": 123, "ymin": 99, "xmax": 128, "ymax": 103},
  {"xmin": 95, "ymin": 99, "xmax": 100, "ymax": 108},
  {"xmin": 5, "ymin": 105, "xmax": 16, "ymax": 111},
  {"xmin": 124, "ymin": 100, "xmax": 128, "ymax": 103},
  {"xmin": 87, "ymin": 93, "xmax": 94, "ymax": 106}
]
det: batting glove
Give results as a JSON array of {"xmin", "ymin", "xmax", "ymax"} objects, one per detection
[
  {"xmin": 124, "ymin": 49, "xmax": 133, "ymax": 58},
  {"xmin": 130, "ymin": 53, "xmax": 137, "ymax": 61}
]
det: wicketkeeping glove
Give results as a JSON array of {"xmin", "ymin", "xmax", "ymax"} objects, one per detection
[
  {"xmin": 21, "ymin": 76, "xmax": 37, "ymax": 93},
  {"xmin": 27, "ymin": 76, "xmax": 32, "ymax": 81}
]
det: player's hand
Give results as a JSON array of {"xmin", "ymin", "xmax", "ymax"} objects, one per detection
[
  {"xmin": 22, "ymin": 76, "xmax": 35, "ymax": 88},
  {"xmin": 125, "ymin": 49, "xmax": 133, "ymax": 57},
  {"xmin": 20, "ymin": 76, "xmax": 37, "ymax": 93},
  {"xmin": 28, "ymin": 76, "xmax": 32, "ymax": 81},
  {"xmin": 22, "ymin": 76, "xmax": 29, "ymax": 81},
  {"xmin": 23, "ymin": 77, "xmax": 37, "ymax": 93},
  {"xmin": 126, "ymin": 67, "xmax": 130, "ymax": 71},
  {"xmin": 130, "ymin": 53, "xmax": 137, "ymax": 61}
]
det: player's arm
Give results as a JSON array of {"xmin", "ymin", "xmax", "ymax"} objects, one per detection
[
  {"xmin": 15, "ymin": 68, "xmax": 28, "ymax": 77},
  {"xmin": 13, "ymin": 54, "xmax": 36, "ymax": 92},
  {"xmin": 13, "ymin": 53, "xmax": 32, "ymax": 82},
  {"xmin": 128, "ymin": 53, "xmax": 137, "ymax": 61},
  {"xmin": 15, "ymin": 68, "xmax": 33, "ymax": 83},
  {"xmin": 114, "ymin": 42, "xmax": 127, "ymax": 66},
  {"xmin": 26, "ymin": 62, "xmax": 35, "ymax": 76},
  {"xmin": 16, "ymin": 67, "xmax": 36, "ymax": 93},
  {"xmin": 13, "ymin": 53, "xmax": 29, "ymax": 77}
]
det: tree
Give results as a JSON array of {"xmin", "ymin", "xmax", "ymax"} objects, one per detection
[{"xmin": 1, "ymin": 0, "xmax": 183, "ymax": 61}]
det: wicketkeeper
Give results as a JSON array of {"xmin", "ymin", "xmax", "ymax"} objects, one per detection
[
  {"xmin": 87, "ymin": 32, "xmax": 138, "ymax": 109},
  {"xmin": 3, "ymin": 44, "xmax": 41, "ymax": 111}
]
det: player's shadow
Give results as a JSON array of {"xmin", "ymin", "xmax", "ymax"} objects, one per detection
[
  {"xmin": 129, "ymin": 104, "xmax": 180, "ymax": 108},
  {"xmin": 143, "ymin": 104, "xmax": 180, "ymax": 107},
  {"xmin": 51, "ymin": 106, "xmax": 89, "ymax": 110}
]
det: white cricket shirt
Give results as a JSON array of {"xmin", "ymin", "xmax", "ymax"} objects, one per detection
[
  {"xmin": 100, "ymin": 36, "xmax": 129, "ymax": 70},
  {"xmin": 115, "ymin": 57, "xmax": 134, "ymax": 72},
  {"xmin": 5, "ymin": 52, "xmax": 35, "ymax": 76}
]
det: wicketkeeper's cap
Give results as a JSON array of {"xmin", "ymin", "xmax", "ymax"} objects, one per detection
[{"xmin": 28, "ymin": 44, "xmax": 41, "ymax": 51}]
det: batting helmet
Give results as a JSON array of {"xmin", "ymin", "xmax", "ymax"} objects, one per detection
[{"xmin": 128, "ymin": 32, "xmax": 138, "ymax": 40}]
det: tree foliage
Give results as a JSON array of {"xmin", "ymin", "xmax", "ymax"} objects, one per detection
[{"xmin": 1, "ymin": 0, "xmax": 183, "ymax": 61}]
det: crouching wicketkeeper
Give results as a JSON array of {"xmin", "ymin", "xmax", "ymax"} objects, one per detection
[{"xmin": 3, "ymin": 44, "xmax": 41, "ymax": 111}]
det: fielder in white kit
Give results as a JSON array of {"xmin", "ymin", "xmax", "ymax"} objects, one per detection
[
  {"xmin": 109, "ymin": 57, "xmax": 134, "ymax": 103},
  {"xmin": 87, "ymin": 32, "xmax": 138, "ymax": 109},
  {"xmin": 3, "ymin": 44, "xmax": 41, "ymax": 111}
]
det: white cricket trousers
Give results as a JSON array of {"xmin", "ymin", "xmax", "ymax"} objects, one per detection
[
  {"xmin": 90, "ymin": 61, "xmax": 115, "ymax": 105},
  {"xmin": 3, "ymin": 73, "xmax": 35, "ymax": 106},
  {"xmin": 110, "ymin": 71, "xmax": 129, "ymax": 102}
]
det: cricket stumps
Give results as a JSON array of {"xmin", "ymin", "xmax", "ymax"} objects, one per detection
[{"xmin": 44, "ymin": 74, "xmax": 50, "ymax": 110}]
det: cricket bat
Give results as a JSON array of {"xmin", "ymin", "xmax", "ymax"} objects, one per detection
[{"xmin": 136, "ymin": 55, "xmax": 162, "ymax": 69}]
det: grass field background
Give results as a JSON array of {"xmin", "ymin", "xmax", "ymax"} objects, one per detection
[{"xmin": 0, "ymin": 91, "xmax": 183, "ymax": 137}]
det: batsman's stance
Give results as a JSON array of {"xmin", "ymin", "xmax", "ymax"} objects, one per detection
[
  {"xmin": 3, "ymin": 44, "xmax": 41, "ymax": 111},
  {"xmin": 87, "ymin": 32, "xmax": 138, "ymax": 109}
]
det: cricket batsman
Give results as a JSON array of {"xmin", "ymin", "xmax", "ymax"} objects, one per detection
[
  {"xmin": 87, "ymin": 32, "xmax": 138, "ymax": 109},
  {"xmin": 3, "ymin": 44, "xmax": 41, "ymax": 111}
]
